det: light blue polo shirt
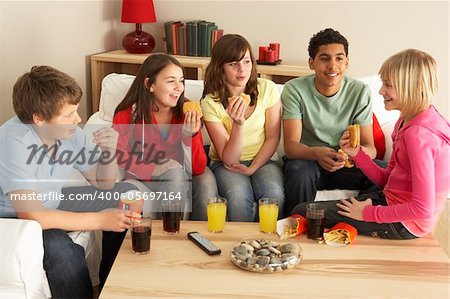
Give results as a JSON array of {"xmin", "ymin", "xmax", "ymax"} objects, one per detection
[{"xmin": 0, "ymin": 116, "xmax": 100, "ymax": 217}]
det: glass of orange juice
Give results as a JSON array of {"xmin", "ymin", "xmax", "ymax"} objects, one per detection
[
  {"xmin": 259, "ymin": 198, "xmax": 279, "ymax": 233},
  {"xmin": 207, "ymin": 197, "xmax": 227, "ymax": 233}
]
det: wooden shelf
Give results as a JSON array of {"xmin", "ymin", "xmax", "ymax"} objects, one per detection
[{"xmin": 90, "ymin": 50, "xmax": 312, "ymax": 115}]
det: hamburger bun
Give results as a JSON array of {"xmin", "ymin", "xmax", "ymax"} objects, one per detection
[
  {"xmin": 228, "ymin": 93, "xmax": 251, "ymax": 107},
  {"xmin": 183, "ymin": 101, "xmax": 203, "ymax": 117},
  {"xmin": 338, "ymin": 149, "xmax": 354, "ymax": 168},
  {"xmin": 240, "ymin": 93, "xmax": 251, "ymax": 106},
  {"xmin": 347, "ymin": 124, "xmax": 360, "ymax": 148}
]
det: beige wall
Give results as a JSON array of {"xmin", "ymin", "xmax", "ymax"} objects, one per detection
[{"xmin": 1, "ymin": 1, "xmax": 448, "ymax": 123}]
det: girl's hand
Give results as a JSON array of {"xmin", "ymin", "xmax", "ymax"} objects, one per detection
[
  {"xmin": 182, "ymin": 111, "xmax": 202, "ymax": 137},
  {"xmin": 152, "ymin": 159, "xmax": 182, "ymax": 177},
  {"xmin": 225, "ymin": 162, "xmax": 256, "ymax": 176},
  {"xmin": 97, "ymin": 209, "xmax": 140, "ymax": 232},
  {"xmin": 336, "ymin": 197, "xmax": 372, "ymax": 221},
  {"xmin": 226, "ymin": 96, "xmax": 246, "ymax": 126},
  {"xmin": 93, "ymin": 127, "xmax": 119, "ymax": 152},
  {"xmin": 339, "ymin": 131, "xmax": 360, "ymax": 158}
]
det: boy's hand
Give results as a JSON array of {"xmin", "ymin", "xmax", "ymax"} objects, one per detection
[
  {"xmin": 226, "ymin": 96, "xmax": 246, "ymax": 125},
  {"xmin": 97, "ymin": 209, "xmax": 140, "ymax": 232},
  {"xmin": 315, "ymin": 147, "xmax": 345, "ymax": 172},
  {"xmin": 93, "ymin": 127, "xmax": 119, "ymax": 152}
]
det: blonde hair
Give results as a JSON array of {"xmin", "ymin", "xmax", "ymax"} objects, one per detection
[{"xmin": 379, "ymin": 49, "xmax": 438, "ymax": 121}]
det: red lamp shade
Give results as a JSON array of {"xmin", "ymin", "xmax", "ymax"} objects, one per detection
[{"xmin": 121, "ymin": 0, "xmax": 157, "ymax": 54}]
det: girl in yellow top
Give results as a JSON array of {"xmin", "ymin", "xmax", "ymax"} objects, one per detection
[{"xmin": 201, "ymin": 34, "xmax": 284, "ymax": 221}]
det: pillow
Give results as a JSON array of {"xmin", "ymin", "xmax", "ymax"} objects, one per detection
[
  {"xmin": 372, "ymin": 113, "xmax": 386, "ymax": 160},
  {"xmin": 99, "ymin": 73, "xmax": 135, "ymax": 122}
]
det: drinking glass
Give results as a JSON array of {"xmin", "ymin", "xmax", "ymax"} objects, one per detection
[{"xmin": 207, "ymin": 197, "xmax": 227, "ymax": 233}]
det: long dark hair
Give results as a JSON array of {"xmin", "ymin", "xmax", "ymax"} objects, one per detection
[
  {"xmin": 202, "ymin": 34, "xmax": 258, "ymax": 108},
  {"xmin": 114, "ymin": 54, "xmax": 185, "ymax": 123}
]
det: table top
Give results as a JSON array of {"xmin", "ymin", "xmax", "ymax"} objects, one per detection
[{"xmin": 100, "ymin": 220, "xmax": 449, "ymax": 299}]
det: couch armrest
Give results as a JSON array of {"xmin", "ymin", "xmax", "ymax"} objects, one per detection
[{"xmin": 0, "ymin": 219, "xmax": 51, "ymax": 298}]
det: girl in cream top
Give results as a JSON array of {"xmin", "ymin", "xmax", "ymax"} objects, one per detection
[{"xmin": 201, "ymin": 34, "xmax": 285, "ymax": 222}]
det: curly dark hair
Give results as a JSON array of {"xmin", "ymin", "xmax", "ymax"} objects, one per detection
[
  {"xmin": 308, "ymin": 28, "xmax": 349, "ymax": 59},
  {"xmin": 202, "ymin": 34, "xmax": 258, "ymax": 108}
]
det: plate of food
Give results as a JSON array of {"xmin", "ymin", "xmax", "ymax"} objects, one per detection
[{"xmin": 230, "ymin": 238, "xmax": 302, "ymax": 273}]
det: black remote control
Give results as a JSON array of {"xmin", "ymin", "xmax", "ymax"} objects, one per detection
[{"xmin": 187, "ymin": 232, "xmax": 221, "ymax": 255}]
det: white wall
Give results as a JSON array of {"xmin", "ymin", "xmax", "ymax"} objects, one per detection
[
  {"xmin": 0, "ymin": 0, "xmax": 120, "ymax": 123},
  {"xmin": 0, "ymin": 0, "xmax": 448, "ymax": 123}
]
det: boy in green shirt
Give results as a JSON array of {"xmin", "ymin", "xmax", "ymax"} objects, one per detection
[{"xmin": 281, "ymin": 28, "xmax": 376, "ymax": 216}]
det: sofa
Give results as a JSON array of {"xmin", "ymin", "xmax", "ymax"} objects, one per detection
[
  {"xmin": 84, "ymin": 73, "xmax": 400, "ymax": 201},
  {"xmin": 0, "ymin": 74, "xmax": 400, "ymax": 298},
  {"xmin": 0, "ymin": 219, "xmax": 100, "ymax": 299}
]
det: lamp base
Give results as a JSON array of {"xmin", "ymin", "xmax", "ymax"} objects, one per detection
[{"xmin": 122, "ymin": 26, "xmax": 155, "ymax": 54}]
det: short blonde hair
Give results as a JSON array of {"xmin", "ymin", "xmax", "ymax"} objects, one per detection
[{"xmin": 379, "ymin": 49, "xmax": 438, "ymax": 120}]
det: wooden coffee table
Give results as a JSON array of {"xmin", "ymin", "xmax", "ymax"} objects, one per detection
[{"xmin": 100, "ymin": 220, "xmax": 449, "ymax": 298}]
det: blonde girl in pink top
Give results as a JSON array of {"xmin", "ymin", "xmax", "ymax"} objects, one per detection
[{"xmin": 292, "ymin": 49, "xmax": 450, "ymax": 239}]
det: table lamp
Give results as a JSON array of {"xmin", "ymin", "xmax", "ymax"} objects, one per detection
[{"xmin": 121, "ymin": 0, "xmax": 157, "ymax": 54}]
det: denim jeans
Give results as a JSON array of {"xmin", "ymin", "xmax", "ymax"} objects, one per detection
[
  {"xmin": 291, "ymin": 190, "xmax": 417, "ymax": 240},
  {"xmin": 283, "ymin": 157, "xmax": 376, "ymax": 216},
  {"xmin": 190, "ymin": 167, "xmax": 219, "ymax": 221},
  {"xmin": 141, "ymin": 167, "xmax": 190, "ymax": 218},
  {"xmin": 43, "ymin": 182, "xmax": 137, "ymax": 298},
  {"xmin": 42, "ymin": 229, "xmax": 93, "ymax": 299},
  {"xmin": 140, "ymin": 167, "xmax": 218, "ymax": 220},
  {"xmin": 210, "ymin": 160, "xmax": 284, "ymax": 222}
]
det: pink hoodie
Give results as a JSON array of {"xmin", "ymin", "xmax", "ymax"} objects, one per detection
[{"xmin": 353, "ymin": 106, "xmax": 450, "ymax": 237}]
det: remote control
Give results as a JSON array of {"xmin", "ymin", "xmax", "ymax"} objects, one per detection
[{"xmin": 187, "ymin": 232, "xmax": 221, "ymax": 255}]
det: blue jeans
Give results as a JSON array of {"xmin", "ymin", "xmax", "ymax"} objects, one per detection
[
  {"xmin": 283, "ymin": 157, "xmax": 378, "ymax": 217},
  {"xmin": 140, "ymin": 167, "xmax": 218, "ymax": 220},
  {"xmin": 141, "ymin": 167, "xmax": 190, "ymax": 217},
  {"xmin": 44, "ymin": 182, "xmax": 137, "ymax": 298},
  {"xmin": 190, "ymin": 167, "xmax": 219, "ymax": 221},
  {"xmin": 43, "ymin": 229, "xmax": 93, "ymax": 299},
  {"xmin": 210, "ymin": 160, "xmax": 284, "ymax": 222},
  {"xmin": 291, "ymin": 190, "xmax": 417, "ymax": 240}
]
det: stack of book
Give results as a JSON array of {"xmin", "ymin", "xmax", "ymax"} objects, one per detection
[{"xmin": 162, "ymin": 20, "xmax": 224, "ymax": 57}]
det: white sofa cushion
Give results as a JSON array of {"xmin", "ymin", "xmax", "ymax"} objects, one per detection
[
  {"xmin": 99, "ymin": 73, "xmax": 135, "ymax": 122},
  {"xmin": 0, "ymin": 218, "xmax": 106, "ymax": 298},
  {"xmin": 0, "ymin": 219, "xmax": 50, "ymax": 299}
]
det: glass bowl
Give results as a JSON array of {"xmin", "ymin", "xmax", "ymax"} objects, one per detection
[{"xmin": 230, "ymin": 238, "xmax": 302, "ymax": 273}]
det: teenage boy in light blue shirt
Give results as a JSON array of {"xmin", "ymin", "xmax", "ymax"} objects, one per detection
[{"xmin": 0, "ymin": 66, "xmax": 141, "ymax": 298}]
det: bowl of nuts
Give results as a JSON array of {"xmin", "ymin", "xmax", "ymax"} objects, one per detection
[{"xmin": 230, "ymin": 238, "xmax": 302, "ymax": 273}]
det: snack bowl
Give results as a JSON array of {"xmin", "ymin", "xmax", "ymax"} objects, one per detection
[{"xmin": 230, "ymin": 237, "xmax": 302, "ymax": 273}]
